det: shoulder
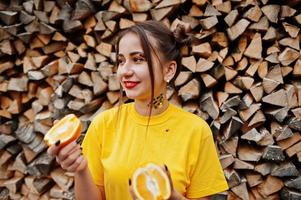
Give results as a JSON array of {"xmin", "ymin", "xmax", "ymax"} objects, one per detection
[
  {"xmin": 90, "ymin": 103, "xmax": 131, "ymax": 126},
  {"xmin": 170, "ymin": 104, "xmax": 212, "ymax": 138}
]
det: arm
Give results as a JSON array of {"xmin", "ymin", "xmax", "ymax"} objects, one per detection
[
  {"xmin": 74, "ymin": 164, "xmax": 105, "ymax": 200},
  {"xmin": 47, "ymin": 141, "xmax": 105, "ymax": 200}
]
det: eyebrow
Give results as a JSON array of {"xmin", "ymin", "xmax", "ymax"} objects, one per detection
[{"xmin": 117, "ymin": 51, "xmax": 144, "ymax": 57}]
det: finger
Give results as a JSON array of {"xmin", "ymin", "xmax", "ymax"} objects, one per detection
[
  {"xmin": 76, "ymin": 156, "xmax": 87, "ymax": 172},
  {"xmin": 164, "ymin": 164, "xmax": 174, "ymax": 191},
  {"xmin": 128, "ymin": 179, "xmax": 137, "ymax": 200},
  {"xmin": 57, "ymin": 141, "xmax": 78, "ymax": 161},
  {"xmin": 66, "ymin": 155, "xmax": 84, "ymax": 172},
  {"xmin": 60, "ymin": 147, "xmax": 82, "ymax": 168},
  {"xmin": 53, "ymin": 119, "xmax": 59, "ymax": 125},
  {"xmin": 47, "ymin": 140, "xmax": 61, "ymax": 156}
]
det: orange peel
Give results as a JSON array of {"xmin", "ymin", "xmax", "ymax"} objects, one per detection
[
  {"xmin": 132, "ymin": 163, "xmax": 171, "ymax": 200},
  {"xmin": 44, "ymin": 114, "xmax": 82, "ymax": 147}
]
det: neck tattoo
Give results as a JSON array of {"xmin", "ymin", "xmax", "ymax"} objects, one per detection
[{"xmin": 148, "ymin": 93, "xmax": 164, "ymax": 109}]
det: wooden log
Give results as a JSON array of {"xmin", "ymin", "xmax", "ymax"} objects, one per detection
[
  {"xmin": 50, "ymin": 168, "xmax": 73, "ymax": 191},
  {"xmin": 200, "ymin": 73, "xmax": 217, "ymax": 88},
  {"xmin": 241, "ymin": 128, "xmax": 264, "ymax": 143},
  {"xmin": 196, "ymin": 58, "xmax": 214, "ymax": 72},
  {"xmin": 233, "ymin": 76, "xmax": 254, "ymax": 90},
  {"xmin": 238, "ymin": 143, "xmax": 262, "ymax": 162},
  {"xmin": 224, "ymin": 169, "xmax": 241, "ymax": 188},
  {"xmin": 278, "ymin": 47, "xmax": 299, "ymax": 66},
  {"xmin": 244, "ymin": 33, "xmax": 262, "ymax": 59},
  {"xmin": 262, "ymin": 89, "xmax": 288, "ymax": 107},
  {"xmin": 227, "ymin": 19, "xmax": 250, "ymax": 41},
  {"xmin": 244, "ymin": 5, "xmax": 262, "ymax": 22},
  {"xmin": 231, "ymin": 182, "xmax": 249, "ymax": 200},
  {"xmin": 223, "ymin": 117, "xmax": 243, "ymax": 140},
  {"xmin": 219, "ymin": 154, "xmax": 235, "ymax": 169},
  {"xmin": 49, "ymin": 185, "xmax": 75, "ymax": 199},
  {"xmin": 224, "ymin": 9, "xmax": 238, "ymax": 27},
  {"xmin": 174, "ymin": 71, "xmax": 192, "ymax": 87},
  {"xmin": 257, "ymin": 175, "xmax": 284, "ymax": 198},
  {"xmin": 281, "ymin": 188, "xmax": 301, "ymax": 200},
  {"xmin": 255, "ymin": 162, "xmax": 275, "ymax": 176},
  {"xmin": 249, "ymin": 16, "xmax": 269, "ymax": 31},
  {"xmin": 246, "ymin": 172, "xmax": 263, "ymax": 188},
  {"xmin": 129, "ymin": 0, "xmax": 152, "ymax": 12},
  {"xmin": 96, "ymin": 42, "xmax": 112, "ymax": 57},
  {"xmin": 220, "ymin": 136, "xmax": 238, "ymax": 156},
  {"xmin": 204, "ymin": 3, "xmax": 221, "ymax": 16},
  {"xmin": 262, "ymin": 145, "xmax": 285, "ymax": 162},
  {"xmin": 0, "ymin": 11, "xmax": 18, "ymax": 25},
  {"xmin": 293, "ymin": 59, "xmax": 301, "ymax": 77},
  {"xmin": 261, "ymin": 4, "xmax": 280, "ymax": 23},
  {"xmin": 233, "ymin": 158, "xmax": 254, "ymax": 170},
  {"xmin": 181, "ymin": 56, "xmax": 196, "ymax": 72},
  {"xmin": 283, "ymin": 22, "xmax": 300, "ymax": 38},
  {"xmin": 179, "ymin": 79, "xmax": 200, "ymax": 102},
  {"xmin": 266, "ymin": 107, "xmax": 289, "ymax": 123},
  {"xmin": 220, "ymin": 107, "xmax": 236, "ymax": 124},
  {"xmin": 4, "ymin": 176, "xmax": 24, "ymax": 194},
  {"xmin": 0, "ymin": 61, "xmax": 13, "ymax": 74},
  {"xmin": 200, "ymin": 91, "xmax": 219, "ymax": 120},
  {"xmin": 192, "ymin": 42, "xmax": 212, "ymax": 58},
  {"xmin": 286, "ymin": 141, "xmax": 301, "ymax": 157},
  {"xmin": 280, "ymin": 5, "xmax": 296, "ymax": 18},
  {"xmin": 151, "ymin": 6, "xmax": 174, "ymax": 21},
  {"xmin": 279, "ymin": 37, "xmax": 299, "ymax": 51},
  {"xmin": 271, "ymin": 162, "xmax": 299, "ymax": 177},
  {"xmin": 91, "ymin": 72, "xmax": 107, "ymax": 95},
  {"xmin": 189, "ymin": 5, "xmax": 203, "ymax": 17},
  {"xmin": 288, "ymin": 117, "xmax": 301, "ymax": 132},
  {"xmin": 200, "ymin": 16, "xmax": 218, "ymax": 29},
  {"xmin": 224, "ymin": 82, "xmax": 242, "ymax": 94},
  {"xmin": 285, "ymin": 176, "xmax": 301, "ymax": 190}
]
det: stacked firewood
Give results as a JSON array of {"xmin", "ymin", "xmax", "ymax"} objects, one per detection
[{"xmin": 0, "ymin": 0, "xmax": 300, "ymax": 199}]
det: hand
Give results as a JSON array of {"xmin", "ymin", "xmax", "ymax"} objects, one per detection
[
  {"xmin": 47, "ymin": 120, "xmax": 87, "ymax": 173},
  {"xmin": 129, "ymin": 165, "xmax": 187, "ymax": 200}
]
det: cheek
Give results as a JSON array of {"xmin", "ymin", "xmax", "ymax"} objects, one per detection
[{"xmin": 116, "ymin": 68, "xmax": 122, "ymax": 82}]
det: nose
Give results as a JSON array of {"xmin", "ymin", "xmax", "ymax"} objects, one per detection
[{"xmin": 119, "ymin": 61, "xmax": 134, "ymax": 77}]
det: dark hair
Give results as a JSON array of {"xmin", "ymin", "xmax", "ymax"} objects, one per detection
[{"xmin": 115, "ymin": 20, "xmax": 193, "ymax": 124}]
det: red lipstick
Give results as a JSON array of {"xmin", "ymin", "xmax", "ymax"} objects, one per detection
[{"xmin": 124, "ymin": 81, "xmax": 140, "ymax": 89}]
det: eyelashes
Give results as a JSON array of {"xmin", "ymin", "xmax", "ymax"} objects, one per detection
[{"xmin": 117, "ymin": 56, "xmax": 146, "ymax": 65}]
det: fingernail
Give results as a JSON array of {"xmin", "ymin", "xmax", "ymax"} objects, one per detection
[
  {"xmin": 164, "ymin": 164, "xmax": 168, "ymax": 171},
  {"xmin": 55, "ymin": 140, "xmax": 60, "ymax": 146},
  {"xmin": 128, "ymin": 179, "xmax": 131, "ymax": 186}
]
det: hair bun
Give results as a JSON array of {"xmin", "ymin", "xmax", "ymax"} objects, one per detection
[{"xmin": 173, "ymin": 24, "xmax": 193, "ymax": 47}]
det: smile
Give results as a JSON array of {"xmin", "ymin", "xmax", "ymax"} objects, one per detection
[{"xmin": 123, "ymin": 81, "xmax": 140, "ymax": 89}]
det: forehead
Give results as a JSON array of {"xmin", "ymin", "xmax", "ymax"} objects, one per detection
[{"xmin": 118, "ymin": 32, "xmax": 143, "ymax": 55}]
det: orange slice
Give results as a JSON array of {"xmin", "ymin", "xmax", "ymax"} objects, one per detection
[
  {"xmin": 44, "ymin": 114, "xmax": 82, "ymax": 147},
  {"xmin": 132, "ymin": 163, "xmax": 171, "ymax": 200}
]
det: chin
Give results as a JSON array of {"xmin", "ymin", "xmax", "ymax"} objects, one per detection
[
  {"xmin": 124, "ymin": 91, "xmax": 139, "ymax": 100},
  {"xmin": 125, "ymin": 91, "xmax": 149, "ymax": 101}
]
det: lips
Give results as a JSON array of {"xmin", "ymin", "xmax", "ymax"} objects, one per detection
[{"xmin": 123, "ymin": 81, "xmax": 140, "ymax": 89}]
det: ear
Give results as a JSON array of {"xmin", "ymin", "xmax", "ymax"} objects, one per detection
[{"xmin": 163, "ymin": 61, "xmax": 177, "ymax": 83}]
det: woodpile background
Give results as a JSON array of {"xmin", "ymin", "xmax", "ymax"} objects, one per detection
[{"xmin": 0, "ymin": 0, "xmax": 301, "ymax": 199}]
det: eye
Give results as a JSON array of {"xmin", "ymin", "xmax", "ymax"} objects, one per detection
[
  {"xmin": 117, "ymin": 58, "xmax": 125, "ymax": 66},
  {"xmin": 133, "ymin": 56, "xmax": 145, "ymax": 63}
]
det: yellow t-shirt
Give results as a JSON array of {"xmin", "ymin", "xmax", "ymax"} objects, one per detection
[{"xmin": 82, "ymin": 102, "xmax": 228, "ymax": 199}]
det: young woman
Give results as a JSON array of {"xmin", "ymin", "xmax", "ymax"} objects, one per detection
[{"xmin": 48, "ymin": 20, "xmax": 228, "ymax": 200}]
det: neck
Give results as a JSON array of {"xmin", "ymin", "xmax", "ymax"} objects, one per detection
[{"xmin": 134, "ymin": 94, "xmax": 169, "ymax": 116}]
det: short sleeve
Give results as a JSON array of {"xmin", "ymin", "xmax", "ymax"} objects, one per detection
[
  {"xmin": 81, "ymin": 114, "xmax": 105, "ymax": 186},
  {"xmin": 186, "ymin": 123, "xmax": 229, "ymax": 198}
]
